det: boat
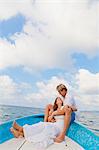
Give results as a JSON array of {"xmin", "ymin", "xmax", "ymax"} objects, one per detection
[{"xmin": 0, "ymin": 114, "xmax": 99, "ymax": 150}]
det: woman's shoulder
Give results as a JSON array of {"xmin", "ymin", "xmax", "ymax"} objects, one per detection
[{"xmin": 46, "ymin": 104, "xmax": 53, "ymax": 109}]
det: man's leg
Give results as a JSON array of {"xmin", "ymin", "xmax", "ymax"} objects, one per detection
[
  {"xmin": 44, "ymin": 104, "xmax": 53, "ymax": 122},
  {"xmin": 54, "ymin": 107, "xmax": 72, "ymax": 143}
]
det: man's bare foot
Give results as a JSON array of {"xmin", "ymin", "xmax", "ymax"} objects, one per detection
[
  {"xmin": 54, "ymin": 133, "xmax": 65, "ymax": 143},
  {"xmin": 10, "ymin": 127, "xmax": 20, "ymax": 138},
  {"xmin": 13, "ymin": 121, "xmax": 23, "ymax": 132}
]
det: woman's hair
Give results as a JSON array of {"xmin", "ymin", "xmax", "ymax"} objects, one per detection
[{"xmin": 53, "ymin": 97, "xmax": 63, "ymax": 111}]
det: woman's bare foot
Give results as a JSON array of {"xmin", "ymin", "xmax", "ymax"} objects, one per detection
[
  {"xmin": 10, "ymin": 127, "xmax": 20, "ymax": 138},
  {"xmin": 13, "ymin": 121, "xmax": 23, "ymax": 132}
]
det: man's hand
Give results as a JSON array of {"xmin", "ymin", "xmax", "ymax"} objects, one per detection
[
  {"xmin": 69, "ymin": 106, "xmax": 77, "ymax": 111},
  {"xmin": 54, "ymin": 133, "xmax": 65, "ymax": 143}
]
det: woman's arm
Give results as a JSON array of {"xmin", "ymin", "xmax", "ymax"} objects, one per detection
[
  {"xmin": 44, "ymin": 104, "xmax": 53, "ymax": 122},
  {"xmin": 48, "ymin": 104, "xmax": 77, "ymax": 119}
]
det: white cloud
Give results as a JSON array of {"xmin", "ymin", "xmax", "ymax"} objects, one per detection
[
  {"xmin": 76, "ymin": 69, "xmax": 99, "ymax": 94},
  {"xmin": 0, "ymin": 0, "xmax": 33, "ymax": 20},
  {"xmin": 25, "ymin": 76, "xmax": 70, "ymax": 107},
  {"xmin": 0, "ymin": 75, "xmax": 32, "ymax": 106},
  {"xmin": 0, "ymin": 1, "xmax": 99, "ymax": 110},
  {"xmin": 75, "ymin": 69, "xmax": 99, "ymax": 110},
  {"xmin": 0, "ymin": 70, "xmax": 99, "ymax": 110},
  {"xmin": 0, "ymin": 75, "xmax": 17, "ymax": 99},
  {"xmin": 0, "ymin": 74, "xmax": 70, "ymax": 108},
  {"xmin": 0, "ymin": 0, "xmax": 99, "ymax": 71},
  {"xmin": 32, "ymin": 0, "xmax": 98, "ymax": 53}
]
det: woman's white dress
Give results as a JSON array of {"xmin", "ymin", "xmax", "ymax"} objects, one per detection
[{"xmin": 23, "ymin": 115, "xmax": 64, "ymax": 149}]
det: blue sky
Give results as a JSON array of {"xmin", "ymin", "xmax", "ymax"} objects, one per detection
[
  {"xmin": 0, "ymin": 14, "xmax": 25, "ymax": 44},
  {"xmin": 72, "ymin": 53, "xmax": 99, "ymax": 73},
  {"xmin": 0, "ymin": 0, "xmax": 99, "ymax": 110}
]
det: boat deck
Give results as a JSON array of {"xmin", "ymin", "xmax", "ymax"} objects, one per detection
[{"xmin": 0, "ymin": 136, "xmax": 84, "ymax": 150}]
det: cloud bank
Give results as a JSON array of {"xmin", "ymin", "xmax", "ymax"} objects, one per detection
[
  {"xmin": 0, "ymin": 69, "xmax": 99, "ymax": 110},
  {"xmin": 0, "ymin": 0, "xmax": 99, "ymax": 71}
]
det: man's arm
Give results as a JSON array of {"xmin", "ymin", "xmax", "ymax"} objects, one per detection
[
  {"xmin": 49, "ymin": 105, "xmax": 77, "ymax": 119},
  {"xmin": 70, "ymin": 106, "xmax": 77, "ymax": 111},
  {"xmin": 48, "ymin": 108, "xmax": 65, "ymax": 121},
  {"xmin": 66, "ymin": 105, "xmax": 77, "ymax": 112},
  {"xmin": 47, "ymin": 110, "xmax": 64, "ymax": 122}
]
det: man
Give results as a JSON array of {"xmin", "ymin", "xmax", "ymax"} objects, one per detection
[{"xmin": 44, "ymin": 84, "xmax": 77, "ymax": 143}]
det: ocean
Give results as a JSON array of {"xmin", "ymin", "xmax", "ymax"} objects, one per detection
[{"xmin": 0, "ymin": 105, "xmax": 99, "ymax": 136}]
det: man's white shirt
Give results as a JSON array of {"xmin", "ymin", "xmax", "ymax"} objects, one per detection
[{"xmin": 57, "ymin": 94, "xmax": 76, "ymax": 107}]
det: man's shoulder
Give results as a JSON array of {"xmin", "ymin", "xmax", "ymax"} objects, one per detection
[
  {"xmin": 64, "ymin": 94, "xmax": 76, "ymax": 106},
  {"xmin": 66, "ymin": 94, "xmax": 75, "ymax": 101}
]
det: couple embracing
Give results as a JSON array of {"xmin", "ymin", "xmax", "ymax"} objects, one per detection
[{"xmin": 10, "ymin": 84, "xmax": 77, "ymax": 149}]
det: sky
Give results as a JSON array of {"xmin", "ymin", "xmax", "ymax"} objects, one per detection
[{"xmin": 0, "ymin": 0, "xmax": 99, "ymax": 110}]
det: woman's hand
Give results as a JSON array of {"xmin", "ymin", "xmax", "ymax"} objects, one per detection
[
  {"xmin": 48, "ymin": 115, "xmax": 54, "ymax": 122},
  {"xmin": 50, "ymin": 118, "xmax": 56, "ymax": 123},
  {"xmin": 48, "ymin": 112, "xmax": 56, "ymax": 122}
]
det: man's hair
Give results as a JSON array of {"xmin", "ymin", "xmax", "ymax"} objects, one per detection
[{"xmin": 56, "ymin": 84, "xmax": 67, "ymax": 92}]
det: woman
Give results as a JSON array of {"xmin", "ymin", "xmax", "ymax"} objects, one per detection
[{"xmin": 10, "ymin": 97, "xmax": 65, "ymax": 149}]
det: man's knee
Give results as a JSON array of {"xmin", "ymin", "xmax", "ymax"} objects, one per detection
[{"xmin": 64, "ymin": 106, "xmax": 72, "ymax": 115}]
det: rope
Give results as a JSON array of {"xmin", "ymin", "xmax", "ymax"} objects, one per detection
[{"xmin": 17, "ymin": 140, "xmax": 26, "ymax": 150}]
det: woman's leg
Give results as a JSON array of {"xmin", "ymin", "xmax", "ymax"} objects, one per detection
[
  {"xmin": 13, "ymin": 121, "xmax": 23, "ymax": 132},
  {"xmin": 10, "ymin": 127, "xmax": 24, "ymax": 138}
]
